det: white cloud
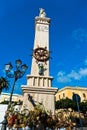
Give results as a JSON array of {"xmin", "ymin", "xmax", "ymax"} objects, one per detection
[
  {"xmin": 57, "ymin": 67, "xmax": 87, "ymax": 83},
  {"xmin": 57, "ymin": 71, "xmax": 65, "ymax": 76},
  {"xmin": 68, "ymin": 70, "xmax": 81, "ymax": 80},
  {"xmin": 72, "ymin": 28, "xmax": 87, "ymax": 43},
  {"xmin": 57, "ymin": 71, "xmax": 71, "ymax": 83},
  {"xmin": 79, "ymin": 68, "xmax": 87, "ymax": 76}
]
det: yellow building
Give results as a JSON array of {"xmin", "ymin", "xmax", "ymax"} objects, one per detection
[
  {"xmin": 0, "ymin": 93, "xmax": 23, "ymax": 103},
  {"xmin": 56, "ymin": 86, "xmax": 87, "ymax": 102}
]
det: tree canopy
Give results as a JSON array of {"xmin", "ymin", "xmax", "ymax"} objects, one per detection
[
  {"xmin": 0, "ymin": 77, "xmax": 9, "ymax": 94},
  {"xmin": 55, "ymin": 98, "xmax": 87, "ymax": 114}
]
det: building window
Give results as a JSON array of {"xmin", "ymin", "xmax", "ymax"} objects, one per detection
[
  {"xmin": 4, "ymin": 98, "xmax": 9, "ymax": 101},
  {"xmin": 59, "ymin": 95, "xmax": 60, "ymax": 99},
  {"xmin": 83, "ymin": 93, "xmax": 86, "ymax": 98},
  {"xmin": 63, "ymin": 93, "xmax": 65, "ymax": 97}
]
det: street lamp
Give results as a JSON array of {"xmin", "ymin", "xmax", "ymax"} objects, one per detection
[
  {"xmin": 76, "ymin": 94, "xmax": 83, "ymax": 130},
  {"xmin": 5, "ymin": 59, "xmax": 28, "ymax": 104},
  {"xmin": 1, "ymin": 59, "xmax": 28, "ymax": 130},
  {"xmin": 73, "ymin": 92, "xmax": 83, "ymax": 130}
]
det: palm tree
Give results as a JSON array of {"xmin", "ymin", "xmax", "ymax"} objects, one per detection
[{"xmin": 0, "ymin": 77, "xmax": 9, "ymax": 94}]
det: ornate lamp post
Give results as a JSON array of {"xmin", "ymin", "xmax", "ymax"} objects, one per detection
[
  {"xmin": 1, "ymin": 59, "xmax": 28, "ymax": 130},
  {"xmin": 5, "ymin": 59, "xmax": 28, "ymax": 105},
  {"xmin": 76, "ymin": 94, "xmax": 83, "ymax": 130},
  {"xmin": 73, "ymin": 92, "xmax": 83, "ymax": 130}
]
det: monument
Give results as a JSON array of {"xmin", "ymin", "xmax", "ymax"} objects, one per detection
[{"xmin": 22, "ymin": 8, "xmax": 58, "ymax": 114}]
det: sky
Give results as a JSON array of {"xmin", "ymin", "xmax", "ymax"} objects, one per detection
[{"xmin": 0, "ymin": 0, "xmax": 87, "ymax": 95}]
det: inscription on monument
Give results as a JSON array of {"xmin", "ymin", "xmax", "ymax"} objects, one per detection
[{"xmin": 37, "ymin": 25, "xmax": 48, "ymax": 32}]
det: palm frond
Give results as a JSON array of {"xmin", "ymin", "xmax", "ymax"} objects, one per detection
[{"xmin": 0, "ymin": 77, "xmax": 9, "ymax": 93}]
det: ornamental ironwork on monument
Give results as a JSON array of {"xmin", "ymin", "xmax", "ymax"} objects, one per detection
[
  {"xmin": 33, "ymin": 46, "xmax": 50, "ymax": 62},
  {"xmin": 32, "ymin": 45, "xmax": 50, "ymax": 75}
]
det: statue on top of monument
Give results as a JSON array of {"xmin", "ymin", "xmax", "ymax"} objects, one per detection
[{"xmin": 39, "ymin": 8, "xmax": 46, "ymax": 18}]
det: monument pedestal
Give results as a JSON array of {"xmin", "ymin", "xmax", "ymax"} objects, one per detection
[
  {"xmin": 22, "ymin": 86, "xmax": 57, "ymax": 114},
  {"xmin": 22, "ymin": 75, "xmax": 58, "ymax": 114}
]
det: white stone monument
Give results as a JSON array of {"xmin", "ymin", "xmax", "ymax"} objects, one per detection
[{"xmin": 22, "ymin": 8, "xmax": 58, "ymax": 114}]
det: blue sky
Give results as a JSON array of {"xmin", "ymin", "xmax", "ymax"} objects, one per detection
[{"xmin": 0, "ymin": 0, "xmax": 87, "ymax": 94}]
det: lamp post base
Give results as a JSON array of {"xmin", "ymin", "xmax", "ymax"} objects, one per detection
[{"xmin": 1, "ymin": 116, "xmax": 7, "ymax": 130}]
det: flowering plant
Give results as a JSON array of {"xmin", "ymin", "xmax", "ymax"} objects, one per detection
[{"xmin": 5, "ymin": 103, "xmax": 83, "ymax": 130}]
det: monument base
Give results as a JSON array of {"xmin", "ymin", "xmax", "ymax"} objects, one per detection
[{"xmin": 22, "ymin": 86, "xmax": 58, "ymax": 114}]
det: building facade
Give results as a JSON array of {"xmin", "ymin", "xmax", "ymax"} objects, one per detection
[
  {"xmin": 56, "ymin": 86, "xmax": 87, "ymax": 102},
  {"xmin": 0, "ymin": 93, "xmax": 23, "ymax": 103}
]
